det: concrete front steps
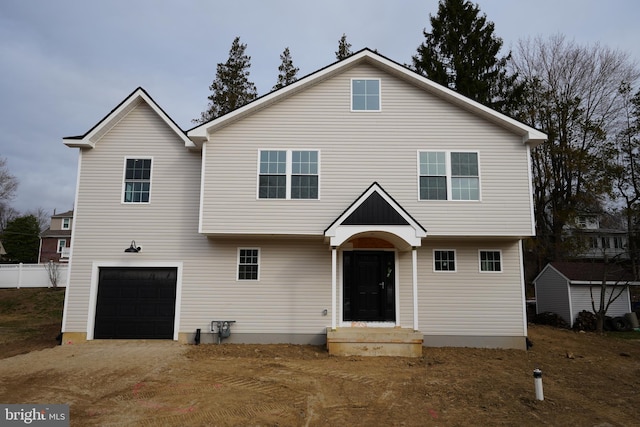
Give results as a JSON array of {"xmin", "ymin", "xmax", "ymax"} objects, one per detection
[{"xmin": 326, "ymin": 327, "xmax": 424, "ymax": 357}]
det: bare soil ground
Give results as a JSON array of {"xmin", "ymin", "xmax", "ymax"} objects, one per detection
[{"xmin": 1, "ymin": 289, "xmax": 639, "ymax": 426}]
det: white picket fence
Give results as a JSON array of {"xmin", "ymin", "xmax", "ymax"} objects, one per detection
[{"xmin": 0, "ymin": 263, "xmax": 68, "ymax": 288}]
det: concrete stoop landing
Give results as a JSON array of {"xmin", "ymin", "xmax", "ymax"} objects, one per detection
[{"xmin": 326, "ymin": 327, "xmax": 424, "ymax": 357}]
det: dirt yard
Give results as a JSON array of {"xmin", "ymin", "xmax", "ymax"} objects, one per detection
[
  {"xmin": 0, "ymin": 327, "xmax": 637, "ymax": 426},
  {"xmin": 0, "ymin": 289, "xmax": 639, "ymax": 426}
]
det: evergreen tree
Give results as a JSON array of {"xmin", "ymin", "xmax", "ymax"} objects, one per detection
[
  {"xmin": 412, "ymin": 0, "xmax": 516, "ymax": 111},
  {"xmin": 194, "ymin": 37, "xmax": 257, "ymax": 123},
  {"xmin": 2, "ymin": 215, "xmax": 40, "ymax": 263},
  {"xmin": 272, "ymin": 47, "xmax": 299, "ymax": 91},
  {"xmin": 335, "ymin": 33, "xmax": 353, "ymax": 60}
]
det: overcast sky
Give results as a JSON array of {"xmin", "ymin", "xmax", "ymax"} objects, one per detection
[{"xmin": 1, "ymin": 0, "xmax": 639, "ymax": 216}]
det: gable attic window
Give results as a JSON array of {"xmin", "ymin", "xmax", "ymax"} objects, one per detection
[
  {"xmin": 123, "ymin": 158, "xmax": 152, "ymax": 203},
  {"xmin": 258, "ymin": 150, "xmax": 319, "ymax": 199},
  {"xmin": 419, "ymin": 151, "xmax": 480, "ymax": 201},
  {"xmin": 62, "ymin": 218, "xmax": 70, "ymax": 229},
  {"xmin": 351, "ymin": 79, "xmax": 380, "ymax": 111}
]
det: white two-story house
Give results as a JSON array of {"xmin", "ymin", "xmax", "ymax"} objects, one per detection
[{"xmin": 61, "ymin": 49, "xmax": 546, "ymax": 354}]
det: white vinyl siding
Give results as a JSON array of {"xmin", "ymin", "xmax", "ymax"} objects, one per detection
[
  {"xmin": 418, "ymin": 240, "xmax": 526, "ymax": 337},
  {"xmin": 63, "ymin": 102, "xmax": 206, "ymax": 334},
  {"xmin": 199, "ymin": 63, "xmax": 534, "ymax": 237}
]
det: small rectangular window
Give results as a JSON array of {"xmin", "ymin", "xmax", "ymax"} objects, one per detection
[
  {"xmin": 238, "ymin": 248, "xmax": 260, "ymax": 280},
  {"xmin": 434, "ymin": 250, "xmax": 456, "ymax": 272},
  {"xmin": 352, "ymin": 79, "xmax": 380, "ymax": 111},
  {"xmin": 601, "ymin": 237, "xmax": 611, "ymax": 249},
  {"xmin": 57, "ymin": 239, "xmax": 66, "ymax": 253},
  {"xmin": 123, "ymin": 158, "xmax": 152, "ymax": 203},
  {"xmin": 480, "ymin": 250, "xmax": 502, "ymax": 272}
]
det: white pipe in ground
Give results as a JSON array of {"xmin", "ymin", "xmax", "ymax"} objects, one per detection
[{"xmin": 533, "ymin": 368, "xmax": 544, "ymax": 401}]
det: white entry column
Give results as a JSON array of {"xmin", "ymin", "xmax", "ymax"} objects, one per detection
[{"xmin": 412, "ymin": 247, "xmax": 419, "ymax": 331}]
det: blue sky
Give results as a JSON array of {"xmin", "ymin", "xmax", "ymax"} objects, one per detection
[{"xmin": 1, "ymin": 0, "xmax": 639, "ymax": 215}]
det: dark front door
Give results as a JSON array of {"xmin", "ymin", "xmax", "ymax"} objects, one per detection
[
  {"xmin": 343, "ymin": 251, "xmax": 395, "ymax": 322},
  {"xmin": 94, "ymin": 267, "xmax": 177, "ymax": 339}
]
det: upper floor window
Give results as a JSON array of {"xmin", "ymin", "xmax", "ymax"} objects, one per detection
[
  {"xmin": 351, "ymin": 79, "xmax": 380, "ymax": 111},
  {"xmin": 434, "ymin": 250, "xmax": 456, "ymax": 272},
  {"xmin": 123, "ymin": 158, "xmax": 152, "ymax": 203},
  {"xmin": 258, "ymin": 150, "xmax": 319, "ymax": 199},
  {"xmin": 62, "ymin": 218, "xmax": 70, "ymax": 230},
  {"xmin": 57, "ymin": 239, "xmax": 66, "ymax": 253},
  {"xmin": 419, "ymin": 151, "xmax": 479, "ymax": 201},
  {"xmin": 479, "ymin": 250, "xmax": 502, "ymax": 272},
  {"xmin": 238, "ymin": 248, "xmax": 260, "ymax": 280}
]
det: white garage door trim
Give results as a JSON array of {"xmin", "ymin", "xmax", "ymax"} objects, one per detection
[{"xmin": 87, "ymin": 261, "xmax": 183, "ymax": 340}]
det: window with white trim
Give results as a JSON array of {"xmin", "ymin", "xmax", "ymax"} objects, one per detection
[
  {"xmin": 351, "ymin": 79, "xmax": 380, "ymax": 111},
  {"xmin": 57, "ymin": 239, "xmax": 66, "ymax": 253},
  {"xmin": 62, "ymin": 218, "xmax": 70, "ymax": 230},
  {"xmin": 123, "ymin": 158, "xmax": 152, "ymax": 203},
  {"xmin": 434, "ymin": 250, "xmax": 456, "ymax": 272},
  {"xmin": 479, "ymin": 250, "xmax": 502, "ymax": 272},
  {"xmin": 238, "ymin": 248, "xmax": 260, "ymax": 280},
  {"xmin": 419, "ymin": 151, "xmax": 479, "ymax": 200},
  {"xmin": 258, "ymin": 150, "xmax": 318, "ymax": 199}
]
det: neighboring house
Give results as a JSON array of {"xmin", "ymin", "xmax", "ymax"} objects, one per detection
[
  {"xmin": 60, "ymin": 49, "xmax": 547, "ymax": 353},
  {"xmin": 38, "ymin": 210, "xmax": 73, "ymax": 263},
  {"xmin": 534, "ymin": 262, "xmax": 637, "ymax": 327},
  {"xmin": 566, "ymin": 213, "xmax": 629, "ymax": 260}
]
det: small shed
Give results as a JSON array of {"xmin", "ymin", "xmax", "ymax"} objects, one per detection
[{"xmin": 533, "ymin": 262, "xmax": 637, "ymax": 327}]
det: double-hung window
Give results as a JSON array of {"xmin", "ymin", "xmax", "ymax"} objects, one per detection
[
  {"xmin": 351, "ymin": 79, "xmax": 380, "ymax": 111},
  {"xmin": 62, "ymin": 218, "xmax": 70, "ymax": 230},
  {"xmin": 123, "ymin": 158, "xmax": 152, "ymax": 203},
  {"xmin": 259, "ymin": 150, "xmax": 319, "ymax": 199},
  {"xmin": 57, "ymin": 239, "xmax": 66, "ymax": 254},
  {"xmin": 479, "ymin": 250, "xmax": 502, "ymax": 272},
  {"xmin": 237, "ymin": 248, "xmax": 260, "ymax": 280},
  {"xmin": 419, "ymin": 151, "xmax": 479, "ymax": 201}
]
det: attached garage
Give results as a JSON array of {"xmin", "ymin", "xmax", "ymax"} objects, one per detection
[{"xmin": 94, "ymin": 267, "xmax": 177, "ymax": 339}]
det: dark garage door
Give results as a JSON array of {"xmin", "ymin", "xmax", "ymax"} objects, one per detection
[{"xmin": 94, "ymin": 267, "xmax": 177, "ymax": 339}]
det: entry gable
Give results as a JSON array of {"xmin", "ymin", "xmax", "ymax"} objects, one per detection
[{"xmin": 325, "ymin": 183, "xmax": 426, "ymax": 249}]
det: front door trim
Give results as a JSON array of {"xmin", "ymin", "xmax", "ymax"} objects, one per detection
[{"xmin": 339, "ymin": 248, "xmax": 399, "ymax": 327}]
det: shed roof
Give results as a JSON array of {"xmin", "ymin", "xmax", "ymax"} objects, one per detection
[{"xmin": 550, "ymin": 261, "xmax": 637, "ymax": 283}]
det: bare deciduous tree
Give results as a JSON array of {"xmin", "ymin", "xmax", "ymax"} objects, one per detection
[{"xmin": 510, "ymin": 34, "xmax": 640, "ymax": 268}]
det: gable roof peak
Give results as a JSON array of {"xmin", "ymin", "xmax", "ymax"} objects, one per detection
[{"xmin": 63, "ymin": 87, "xmax": 194, "ymax": 150}]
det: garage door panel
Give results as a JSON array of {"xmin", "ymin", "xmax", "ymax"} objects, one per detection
[{"xmin": 94, "ymin": 267, "xmax": 177, "ymax": 339}]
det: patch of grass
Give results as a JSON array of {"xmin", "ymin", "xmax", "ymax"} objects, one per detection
[{"xmin": 0, "ymin": 288, "xmax": 65, "ymax": 358}]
